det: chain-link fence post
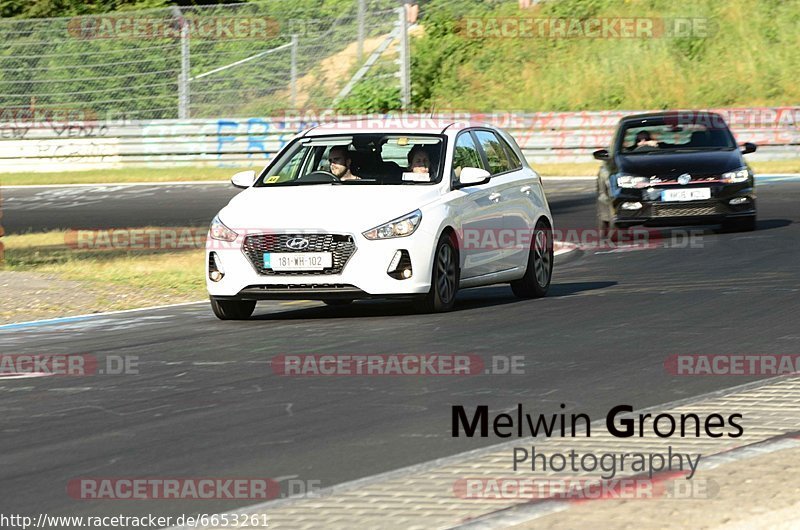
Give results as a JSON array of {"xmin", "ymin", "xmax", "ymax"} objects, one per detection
[
  {"xmin": 357, "ymin": 0, "xmax": 366, "ymax": 62},
  {"xmin": 173, "ymin": 7, "xmax": 190, "ymax": 119},
  {"xmin": 291, "ymin": 34, "xmax": 299, "ymax": 110},
  {"xmin": 398, "ymin": 6, "xmax": 410, "ymax": 110}
]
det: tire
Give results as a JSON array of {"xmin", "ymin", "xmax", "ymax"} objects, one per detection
[
  {"xmin": 597, "ymin": 204, "xmax": 612, "ymax": 241},
  {"xmin": 416, "ymin": 232, "xmax": 459, "ymax": 313},
  {"xmin": 723, "ymin": 215, "xmax": 756, "ymax": 233},
  {"xmin": 597, "ymin": 206, "xmax": 622, "ymax": 242},
  {"xmin": 599, "ymin": 218, "xmax": 630, "ymax": 245},
  {"xmin": 323, "ymin": 299, "xmax": 353, "ymax": 306},
  {"xmin": 598, "ymin": 219, "xmax": 612, "ymax": 241},
  {"xmin": 209, "ymin": 296, "xmax": 256, "ymax": 320},
  {"xmin": 511, "ymin": 219, "xmax": 554, "ymax": 298}
]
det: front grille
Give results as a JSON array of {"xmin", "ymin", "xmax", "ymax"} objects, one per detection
[
  {"xmin": 652, "ymin": 201, "xmax": 726, "ymax": 217},
  {"xmin": 242, "ymin": 233, "xmax": 356, "ymax": 275},
  {"xmin": 651, "ymin": 175, "xmax": 721, "ymax": 185},
  {"xmin": 242, "ymin": 284, "xmax": 359, "ymax": 292}
]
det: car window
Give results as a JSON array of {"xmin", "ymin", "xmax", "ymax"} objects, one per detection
[
  {"xmin": 452, "ymin": 132, "xmax": 484, "ymax": 180},
  {"xmin": 500, "ymin": 136, "xmax": 522, "ymax": 168},
  {"xmin": 272, "ymin": 146, "xmax": 307, "ymax": 183},
  {"xmin": 475, "ymin": 130, "xmax": 512, "ymax": 175},
  {"xmin": 618, "ymin": 119, "xmax": 736, "ymax": 154},
  {"xmin": 255, "ymin": 134, "xmax": 445, "ymax": 186}
]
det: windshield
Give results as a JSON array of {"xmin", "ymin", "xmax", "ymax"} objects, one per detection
[
  {"xmin": 254, "ymin": 134, "xmax": 446, "ymax": 186},
  {"xmin": 618, "ymin": 119, "xmax": 736, "ymax": 155}
]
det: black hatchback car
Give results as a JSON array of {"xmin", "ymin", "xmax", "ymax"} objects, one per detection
[{"xmin": 594, "ymin": 111, "xmax": 757, "ymax": 235}]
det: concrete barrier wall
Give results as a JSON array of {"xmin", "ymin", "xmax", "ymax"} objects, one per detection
[{"xmin": 1, "ymin": 109, "xmax": 798, "ymax": 172}]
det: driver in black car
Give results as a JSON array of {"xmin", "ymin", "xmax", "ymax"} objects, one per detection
[
  {"xmin": 328, "ymin": 145, "xmax": 360, "ymax": 181},
  {"xmin": 630, "ymin": 130, "xmax": 659, "ymax": 151}
]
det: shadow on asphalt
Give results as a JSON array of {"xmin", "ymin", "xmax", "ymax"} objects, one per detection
[
  {"xmin": 633, "ymin": 219, "xmax": 792, "ymax": 239},
  {"xmin": 547, "ymin": 281, "xmax": 617, "ymax": 297},
  {"xmin": 248, "ymin": 281, "xmax": 618, "ymax": 321},
  {"xmin": 754, "ymin": 219, "xmax": 792, "ymax": 231}
]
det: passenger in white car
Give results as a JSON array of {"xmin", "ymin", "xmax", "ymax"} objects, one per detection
[{"xmin": 407, "ymin": 145, "xmax": 431, "ymax": 174}]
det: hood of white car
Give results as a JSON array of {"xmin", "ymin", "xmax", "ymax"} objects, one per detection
[{"xmin": 217, "ymin": 184, "xmax": 443, "ymax": 233}]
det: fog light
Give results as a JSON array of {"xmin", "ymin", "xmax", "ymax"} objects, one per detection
[
  {"xmin": 621, "ymin": 202, "xmax": 643, "ymax": 210},
  {"xmin": 387, "ymin": 250, "xmax": 412, "ymax": 279},
  {"xmin": 388, "ymin": 250, "xmax": 402, "ymax": 272},
  {"xmin": 729, "ymin": 197, "xmax": 750, "ymax": 205},
  {"xmin": 208, "ymin": 252, "xmax": 224, "ymax": 282}
]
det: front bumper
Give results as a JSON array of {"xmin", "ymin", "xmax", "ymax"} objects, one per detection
[
  {"xmin": 611, "ymin": 183, "xmax": 756, "ymax": 228},
  {"xmin": 206, "ymin": 229, "xmax": 437, "ymax": 300},
  {"xmin": 212, "ymin": 284, "xmax": 423, "ymax": 301}
]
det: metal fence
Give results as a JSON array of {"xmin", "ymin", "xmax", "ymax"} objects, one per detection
[
  {"xmin": 2, "ymin": 3, "xmax": 799, "ymax": 174},
  {"xmin": 0, "ymin": 1, "xmax": 401, "ymax": 121},
  {"xmin": 2, "ymin": 110, "xmax": 798, "ymax": 173}
]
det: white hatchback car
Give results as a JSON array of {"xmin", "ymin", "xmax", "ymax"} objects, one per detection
[{"xmin": 206, "ymin": 120, "xmax": 554, "ymax": 319}]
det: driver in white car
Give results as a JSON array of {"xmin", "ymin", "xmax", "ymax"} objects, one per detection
[{"xmin": 328, "ymin": 146, "xmax": 361, "ymax": 181}]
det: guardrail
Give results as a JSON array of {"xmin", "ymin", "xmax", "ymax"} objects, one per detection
[{"xmin": 1, "ymin": 109, "xmax": 798, "ymax": 173}]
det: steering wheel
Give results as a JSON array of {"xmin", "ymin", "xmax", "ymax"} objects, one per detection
[{"xmin": 296, "ymin": 170, "xmax": 341, "ymax": 183}]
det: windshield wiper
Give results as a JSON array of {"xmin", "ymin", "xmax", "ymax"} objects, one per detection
[
  {"xmin": 647, "ymin": 146, "xmax": 734, "ymax": 154},
  {"xmin": 257, "ymin": 181, "xmax": 336, "ymax": 187},
  {"xmin": 646, "ymin": 148, "xmax": 687, "ymax": 153}
]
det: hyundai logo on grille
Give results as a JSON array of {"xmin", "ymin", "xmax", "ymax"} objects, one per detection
[
  {"xmin": 678, "ymin": 173, "xmax": 692, "ymax": 185},
  {"xmin": 286, "ymin": 237, "xmax": 310, "ymax": 250}
]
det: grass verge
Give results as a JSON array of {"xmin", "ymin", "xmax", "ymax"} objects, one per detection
[
  {"xmin": 0, "ymin": 167, "xmax": 245, "ymax": 186},
  {"xmin": 0, "ymin": 229, "xmax": 206, "ymax": 322}
]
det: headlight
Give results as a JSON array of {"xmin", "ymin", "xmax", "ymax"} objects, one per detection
[
  {"xmin": 209, "ymin": 215, "xmax": 238, "ymax": 242},
  {"xmin": 722, "ymin": 168, "xmax": 750, "ymax": 183},
  {"xmin": 363, "ymin": 210, "xmax": 422, "ymax": 240},
  {"xmin": 616, "ymin": 175, "xmax": 649, "ymax": 188}
]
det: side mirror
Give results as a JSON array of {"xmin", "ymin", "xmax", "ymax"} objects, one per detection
[
  {"xmin": 457, "ymin": 167, "xmax": 491, "ymax": 187},
  {"xmin": 231, "ymin": 170, "xmax": 257, "ymax": 189},
  {"xmin": 741, "ymin": 142, "xmax": 757, "ymax": 155},
  {"xmin": 593, "ymin": 149, "xmax": 610, "ymax": 160}
]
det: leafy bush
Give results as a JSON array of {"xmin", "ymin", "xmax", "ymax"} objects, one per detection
[
  {"xmin": 411, "ymin": 0, "xmax": 800, "ymax": 111},
  {"xmin": 337, "ymin": 78, "xmax": 401, "ymax": 113}
]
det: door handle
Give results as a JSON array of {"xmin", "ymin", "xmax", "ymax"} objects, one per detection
[
  {"xmin": 520, "ymin": 185, "xmax": 532, "ymax": 195},
  {"xmin": 488, "ymin": 192, "xmax": 501, "ymax": 202}
]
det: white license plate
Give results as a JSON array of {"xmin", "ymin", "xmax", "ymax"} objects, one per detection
[
  {"xmin": 661, "ymin": 188, "xmax": 711, "ymax": 202},
  {"xmin": 264, "ymin": 252, "xmax": 332, "ymax": 271}
]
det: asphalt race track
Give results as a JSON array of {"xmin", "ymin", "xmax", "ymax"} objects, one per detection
[
  {"xmin": 1, "ymin": 177, "xmax": 798, "ymax": 526},
  {"xmin": 2, "ymin": 182, "xmax": 240, "ymax": 233}
]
